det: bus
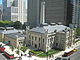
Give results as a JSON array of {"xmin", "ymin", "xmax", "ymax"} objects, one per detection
[
  {"xmin": 55, "ymin": 49, "xmax": 78, "ymax": 60},
  {"xmin": 4, "ymin": 49, "xmax": 14, "ymax": 59},
  {"xmin": 0, "ymin": 47, "xmax": 5, "ymax": 52},
  {"xmin": 0, "ymin": 45, "xmax": 10, "ymax": 52},
  {"xmin": 0, "ymin": 43, "xmax": 5, "ymax": 52},
  {"xmin": 62, "ymin": 49, "xmax": 78, "ymax": 57}
]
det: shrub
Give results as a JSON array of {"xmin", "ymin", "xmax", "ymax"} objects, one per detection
[{"xmin": 20, "ymin": 46, "xmax": 28, "ymax": 52}]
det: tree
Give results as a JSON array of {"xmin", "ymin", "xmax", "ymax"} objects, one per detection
[
  {"xmin": 76, "ymin": 28, "xmax": 80, "ymax": 36},
  {"xmin": 5, "ymin": 21, "xmax": 14, "ymax": 27},
  {"xmin": 0, "ymin": 22, "xmax": 5, "ymax": 27},
  {"xmin": 0, "ymin": 21, "xmax": 13, "ymax": 27},
  {"xmin": 22, "ymin": 24, "xmax": 26, "ymax": 30},
  {"xmin": 20, "ymin": 46, "xmax": 28, "ymax": 52},
  {"xmin": 13, "ymin": 21, "xmax": 22, "ymax": 29}
]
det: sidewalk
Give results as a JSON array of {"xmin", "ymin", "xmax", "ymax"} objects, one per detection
[
  {"xmin": 18, "ymin": 42, "xmax": 80, "ymax": 60},
  {"xmin": 74, "ymin": 41, "xmax": 80, "ymax": 49}
]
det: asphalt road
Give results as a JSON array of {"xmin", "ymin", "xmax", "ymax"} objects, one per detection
[
  {"xmin": 0, "ymin": 53, "xmax": 7, "ymax": 60},
  {"xmin": 70, "ymin": 48, "xmax": 80, "ymax": 60},
  {"xmin": 70, "ymin": 50, "xmax": 80, "ymax": 60}
]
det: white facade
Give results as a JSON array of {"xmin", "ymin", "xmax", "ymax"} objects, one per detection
[
  {"xmin": 26, "ymin": 24, "xmax": 75, "ymax": 52},
  {"xmin": 40, "ymin": 1, "xmax": 45, "ymax": 24},
  {"xmin": 17, "ymin": 0, "xmax": 26, "ymax": 24}
]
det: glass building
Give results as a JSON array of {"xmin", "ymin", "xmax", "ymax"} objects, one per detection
[
  {"xmin": 72, "ymin": 0, "xmax": 80, "ymax": 28},
  {"xmin": 27, "ymin": 0, "xmax": 73, "ymax": 28}
]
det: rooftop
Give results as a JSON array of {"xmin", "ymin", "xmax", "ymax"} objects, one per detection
[
  {"xmin": 4, "ymin": 49, "xmax": 14, "ymax": 55},
  {"xmin": 0, "ymin": 27, "xmax": 19, "ymax": 34},
  {"xmin": 30, "ymin": 24, "xmax": 70, "ymax": 34},
  {"xmin": 0, "ymin": 29, "xmax": 18, "ymax": 34},
  {"xmin": 6, "ymin": 33, "xmax": 25, "ymax": 39}
]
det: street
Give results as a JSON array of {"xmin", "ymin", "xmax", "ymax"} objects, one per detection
[
  {"xmin": 55, "ymin": 44, "xmax": 80, "ymax": 60},
  {"xmin": 0, "ymin": 53, "xmax": 7, "ymax": 60},
  {"xmin": 0, "ymin": 45, "xmax": 80, "ymax": 60},
  {"xmin": 70, "ymin": 50, "xmax": 80, "ymax": 60},
  {"xmin": 69, "ymin": 44, "xmax": 80, "ymax": 60},
  {"xmin": 66, "ymin": 45, "xmax": 80, "ymax": 60}
]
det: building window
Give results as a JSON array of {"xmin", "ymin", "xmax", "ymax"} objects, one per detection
[
  {"xmin": 32, "ymin": 41, "xmax": 33, "ymax": 45},
  {"xmin": 39, "ymin": 43, "xmax": 40, "ymax": 47},
  {"xmin": 29, "ymin": 35, "xmax": 31, "ymax": 39},
  {"xmin": 50, "ymin": 38, "xmax": 53, "ymax": 40},
  {"xmin": 43, "ymin": 39, "xmax": 44, "ymax": 43},
  {"xmin": 48, "ymin": 39, "xmax": 49, "ymax": 43},
  {"xmin": 68, "ymin": 37, "xmax": 70, "ymax": 40},
  {"xmin": 35, "ymin": 37, "xmax": 37, "ymax": 41},
  {"xmin": 11, "ymin": 7, "xmax": 18, "ymax": 13},
  {"xmin": 32, "ymin": 36, "xmax": 34, "ymax": 40},
  {"xmin": 35, "ymin": 44, "xmax": 37, "ymax": 48},
  {"xmin": 39, "ymin": 38, "xmax": 40, "ymax": 42},
  {"xmin": 11, "ymin": 15, "xmax": 18, "ymax": 21},
  {"xmin": 8, "ymin": 41, "xmax": 11, "ymax": 45},
  {"xmin": 62, "ymin": 40, "xmax": 64, "ymax": 42},
  {"xmin": 56, "ymin": 43, "xmax": 58, "ymax": 46},
  {"xmin": 50, "ymin": 38, "xmax": 53, "ymax": 42}
]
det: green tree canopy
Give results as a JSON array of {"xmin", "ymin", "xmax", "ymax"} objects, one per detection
[
  {"xmin": 0, "ymin": 21, "xmax": 13, "ymax": 27},
  {"xmin": 76, "ymin": 28, "xmax": 80, "ymax": 36},
  {"xmin": 20, "ymin": 46, "xmax": 28, "ymax": 52},
  {"xmin": 13, "ymin": 21, "xmax": 22, "ymax": 29},
  {"xmin": 22, "ymin": 24, "xmax": 26, "ymax": 30},
  {"xmin": 0, "ymin": 22, "xmax": 5, "ymax": 27}
]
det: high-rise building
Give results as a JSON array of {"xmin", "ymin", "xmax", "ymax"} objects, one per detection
[
  {"xmin": 0, "ymin": 4, "xmax": 2, "ymax": 20},
  {"xmin": 72, "ymin": 0, "xmax": 80, "ymax": 28},
  {"xmin": 28, "ymin": 0, "xmax": 73, "ymax": 28},
  {"xmin": 2, "ymin": 0, "xmax": 27, "ymax": 24},
  {"xmin": 27, "ymin": 0, "xmax": 40, "ymax": 27},
  {"xmin": 45, "ymin": 0, "xmax": 66, "ymax": 24}
]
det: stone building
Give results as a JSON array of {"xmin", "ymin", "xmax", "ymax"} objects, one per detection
[
  {"xmin": 4, "ymin": 33, "xmax": 25, "ymax": 48},
  {"xmin": 0, "ymin": 27, "xmax": 18, "ymax": 42},
  {"xmin": 26, "ymin": 24, "xmax": 75, "ymax": 52}
]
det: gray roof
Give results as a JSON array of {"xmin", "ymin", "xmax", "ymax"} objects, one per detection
[
  {"xmin": 6, "ymin": 33, "xmax": 25, "ymax": 39},
  {"xmin": 0, "ymin": 29, "xmax": 18, "ymax": 34},
  {"xmin": 30, "ymin": 25, "xmax": 70, "ymax": 33}
]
